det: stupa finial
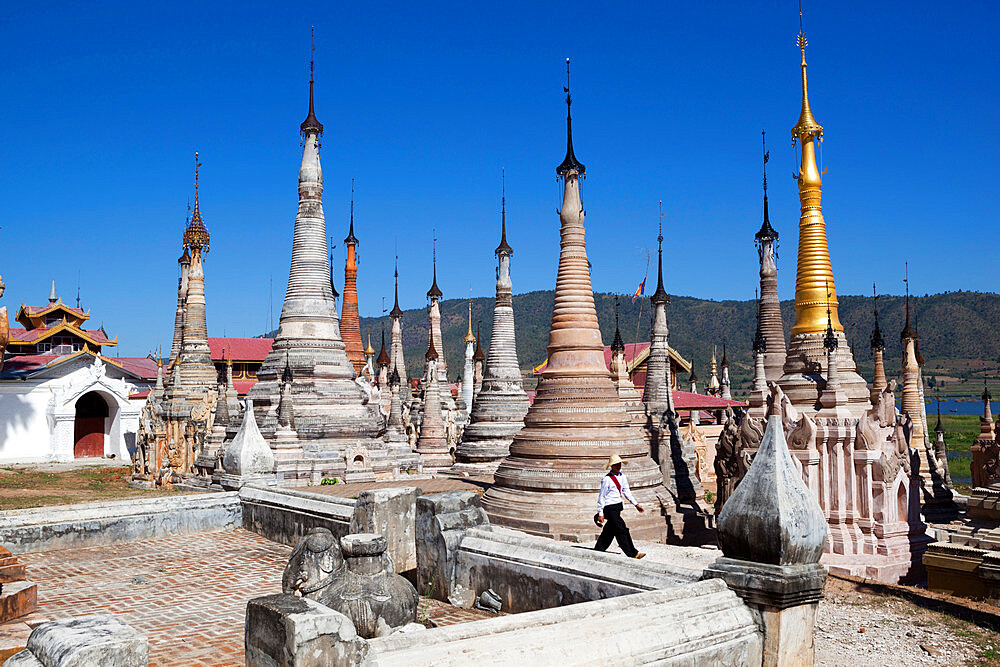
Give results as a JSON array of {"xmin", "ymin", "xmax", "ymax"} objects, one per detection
[
  {"xmin": 300, "ymin": 27, "xmax": 324, "ymax": 137},
  {"xmin": 556, "ymin": 58, "xmax": 585, "ymax": 176}
]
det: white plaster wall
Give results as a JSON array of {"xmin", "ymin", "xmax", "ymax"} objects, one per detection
[
  {"xmin": 0, "ymin": 382, "xmax": 56, "ymax": 463},
  {"xmin": 0, "ymin": 359, "xmax": 140, "ymax": 464}
]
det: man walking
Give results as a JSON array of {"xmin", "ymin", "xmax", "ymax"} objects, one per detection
[{"xmin": 594, "ymin": 454, "xmax": 645, "ymax": 559}]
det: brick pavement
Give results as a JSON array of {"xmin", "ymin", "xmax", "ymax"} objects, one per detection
[
  {"xmin": 9, "ymin": 527, "xmax": 498, "ymax": 666},
  {"xmin": 13, "ymin": 529, "xmax": 291, "ymax": 667}
]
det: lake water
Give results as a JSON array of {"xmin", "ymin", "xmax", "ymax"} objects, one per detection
[{"xmin": 908, "ymin": 397, "xmax": 997, "ymax": 416}]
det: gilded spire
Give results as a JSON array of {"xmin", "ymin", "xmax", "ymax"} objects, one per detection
[
  {"xmin": 365, "ymin": 333, "xmax": 375, "ymax": 356},
  {"xmin": 651, "ymin": 201, "xmax": 668, "ymax": 304},
  {"xmin": 183, "ymin": 153, "xmax": 210, "ymax": 251},
  {"xmin": 427, "ymin": 231, "xmax": 442, "ymax": 299},
  {"xmin": 464, "ymin": 299, "xmax": 476, "ymax": 344},
  {"xmin": 791, "ymin": 8, "xmax": 823, "ymax": 140},
  {"xmin": 496, "ymin": 168, "xmax": 513, "ymax": 256},
  {"xmin": 556, "ymin": 58, "xmax": 585, "ymax": 176},
  {"xmin": 300, "ymin": 28, "xmax": 323, "ymax": 137},
  {"xmin": 789, "ymin": 5, "xmax": 841, "ymax": 335}
]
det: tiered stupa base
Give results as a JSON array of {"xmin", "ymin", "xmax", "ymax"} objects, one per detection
[
  {"xmin": 483, "ymin": 375, "xmax": 666, "ymax": 542},
  {"xmin": 452, "ymin": 388, "xmax": 529, "ymax": 474},
  {"xmin": 779, "ymin": 332, "xmax": 871, "ymax": 417}
]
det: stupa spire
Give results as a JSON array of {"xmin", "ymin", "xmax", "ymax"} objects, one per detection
[
  {"xmin": 388, "ymin": 252, "xmax": 409, "ymax": 399},
  {"xmin": 790, "ymin": 7, "xmax": 841, "ymax": 336},
  {"xmin": 246, "ymin": 35, "xmax": 384, "ymax": 458},
  {"xmin": 870, "ymin": 282, "xmax": 887, "ymax": 402},
  {"xmin": 651, "ymin": 201, "xmax": 667, "ymax": 303},
  {"xmin": 300, "ymin": 27, "xmax": 323, "ymax": 137},
  {"xmin": 482, "ymin": 66, "xmax": 663, "ymax": 540},
  {"xmin": 556, "ymin": 58, "xmax": 585, "ymax": 177},
  {"xmin": 496, "ymin": 168, "xmax": 513, "ymax": 256},
  {"xmin": 341, "ymin": 179, "xmax": 365, "ymax": 374}
]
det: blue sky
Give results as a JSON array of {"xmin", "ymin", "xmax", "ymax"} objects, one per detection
[{"xmin": 2, "ymin": 2, "xmax": 997, "ymax": 356}]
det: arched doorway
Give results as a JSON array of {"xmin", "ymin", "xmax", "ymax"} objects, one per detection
[{"xmin": 74, "ymin": 392, "xmax": 109, "ymax": 458}]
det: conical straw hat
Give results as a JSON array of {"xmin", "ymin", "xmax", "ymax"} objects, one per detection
[{"xmin": 604, "ymin": 454, "xmax": 627, "ymax": 469}]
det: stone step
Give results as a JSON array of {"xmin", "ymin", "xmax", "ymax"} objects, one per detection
[{"xmin": 0, "ymin": 581, "xmax": 38, "ymax": 624}]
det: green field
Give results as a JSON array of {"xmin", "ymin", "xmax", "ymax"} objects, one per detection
[{"xmin": 939, "ymin": 414, "xmax": 981, "ymax": 485}]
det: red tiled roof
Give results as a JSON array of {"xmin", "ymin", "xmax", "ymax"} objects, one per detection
[
  {"xmin": 1, "ymin": 354, "xmax": 61, "ymax": 373},
  {"xmin": 116, "ymin": 357, "xmax": 159, "ymax": 380},
  {"xmin": 233, "ymin": 379, "xmax": 258, "ymax": 396},
  {"xmin": 7, "ymin": 326, "xmax": 112, "ymax": 345},
  {"xmin": 671, "ymin": 390, "xmax": 746, "ymax": 410},
  {"xmin": 208, "ymin": 337, "xmax": 273, "ymax": 362},
  {"xmin": 130, "ymin": 390, "xmax": 151, "ymax": 399},
  {"xmin": 602, "ymin": 343, "xmax": 649, "ymax": 369}
]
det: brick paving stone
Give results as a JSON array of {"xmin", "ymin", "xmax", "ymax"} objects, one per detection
[{"xmin": 12, "ymin": 529, "xmax": 291, "ymax": 667}]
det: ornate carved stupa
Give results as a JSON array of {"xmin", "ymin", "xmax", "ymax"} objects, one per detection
[
  {"xmin": 453, "ymin": 184, "xmax": 529, "ymax": 472},
  {"xmin": 753, "ymin": 131, "xmax": 787, "ymax": 382},
  {"xmin": 245, "ymin": 52, "xmax": 398, "ymax": 481},
  {"xmin": 481, "ymin": 63, "xmax": 664, "ymax": 541},
  {"xmin": 341, "ymin": 189, "xmax": 365, "ymax": 376},
  {"xmin": 136, "ymin": 155, "xmax": 219, "ymax": 488}
]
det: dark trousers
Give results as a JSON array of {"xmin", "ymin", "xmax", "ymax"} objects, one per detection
[{"xmin": 594, "ymin": 503, "xmax": 638, "ymax": 558}]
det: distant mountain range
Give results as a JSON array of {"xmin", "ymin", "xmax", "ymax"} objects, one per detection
[{"xmin": 352, "ymin": 290, "xmax": 1000, "ymax": 398}]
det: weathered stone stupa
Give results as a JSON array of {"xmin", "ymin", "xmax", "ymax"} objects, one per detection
[
  {"xmin": 341, "ymin": 191, "xmax": 365, "ymax": 376},
  {"xmin": 608, "ymin": 301, "xmax": 645, "ymax": 429},
  {"xmin": 246, "ymin": 54, "xmax": 390, "ymax": 480},
  {"xmin": 482, "ymin": 64, "xmax": 664, "ymax": 541},
  {"xmin": 753, "ymin": 131, "xmax": 787, "ymax": 383},
  {"xmin": 453, "ymin": 186, "xmax": 529, "ymax": 472},
  {"xmin": 388, "ymin": 261, "xmax": 410, "ymax": 403},
  {"xmin": 415, "ymin": 337, "xmax": 452, "ymax": 470},
  {"xmin": 136, "ymin": 156, "xmax": 219, "ymax": 487}
]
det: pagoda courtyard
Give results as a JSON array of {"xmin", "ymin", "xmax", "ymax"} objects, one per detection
[{"xmin": 0, "ymin": 6, "xmax": 995, "ymax": 667}]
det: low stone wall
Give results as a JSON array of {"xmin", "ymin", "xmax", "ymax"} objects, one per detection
[
  {"xmin": 0, "ymin": 493, "xmax": 241, "ymax": 555},
  {"xmin": 246, "ymin": 579, "xmax": 762, "ymax": 666},
  {"xmin": 925, "ymin": 543, "xmax": 1000, "ymax": 600},
  {"xmin": 239, "ymin": 485, "xmax": 354, "ymax": 547},
  {"xmin": 455, "ymin": 527, "xmax": 702, "ymax": 613},
  {"xmin": 415, "ymin": 490, "xmax": 703, "ymax": 612},
  {"xmin": 240, "ymin": 485, "xmax": 421, "ymax": 574}
]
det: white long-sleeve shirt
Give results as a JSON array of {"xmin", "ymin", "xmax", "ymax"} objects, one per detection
[{"xmin": 597, "ymin": 472, "xmax": 638, "ymax": 514}]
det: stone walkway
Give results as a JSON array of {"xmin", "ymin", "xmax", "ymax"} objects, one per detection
[
  {"xmin": 309, "ymin": 474, "xmax": 493, "ymax": 498},
  {"xmin": 4, "ymin": 528, "xmax": 499, "ymax": 666}
]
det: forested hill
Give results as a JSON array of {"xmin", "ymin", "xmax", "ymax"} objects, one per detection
[{"xmin": 358, "ymin": 290, "xmax": 1000, "ymax": 395}]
